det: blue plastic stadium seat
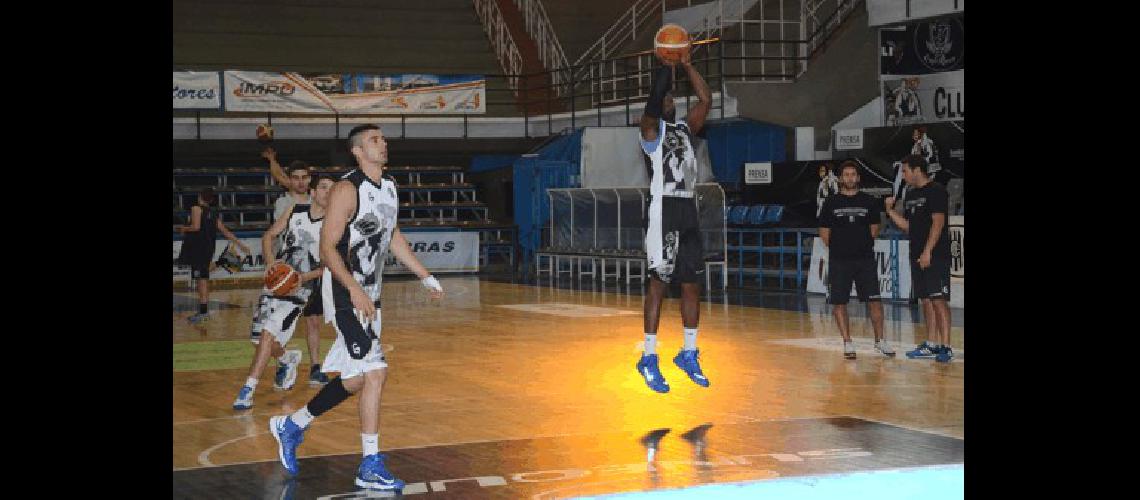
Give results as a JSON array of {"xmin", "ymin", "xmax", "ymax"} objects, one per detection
[
  {"xmin": 747, "ymin": 205, "xmax": 767, "ymax": 225},
  {"xmin": 763, "ymin": 205, "xmax": 784, "ymax": 224}
]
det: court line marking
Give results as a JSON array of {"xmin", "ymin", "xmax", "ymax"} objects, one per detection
[
  {"xmin": 177, "ymin": 413, "xmax": 846, "ymax": 472},
  {"xmin": 196, "ymin": 416, "xmax": 356, "ymax": 468}
]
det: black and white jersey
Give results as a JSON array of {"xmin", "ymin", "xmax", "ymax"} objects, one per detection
[
  {"xmin": 641, "ymin": 118, "xmax": 699, "ymax": 196},
  {"xmin": 277, "ymin": 204, "xmax": 322, "ymax": 274},
  {"xmin": 321, "ymin": 169, "xmax": 399, "ymax": 320}
]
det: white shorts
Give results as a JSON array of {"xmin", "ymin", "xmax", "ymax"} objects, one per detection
[
  {"xmin": 250, "ymin": 295, "xmax": 308, "ymax": 346},
  {"xmin": 321, "ymin": 311, "xmax": 387, "ymax": 378}
]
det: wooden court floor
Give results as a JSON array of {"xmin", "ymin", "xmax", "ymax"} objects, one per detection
[{"xmin": 172, "ymin": 276, "xmax": 963, "ymax": 497}]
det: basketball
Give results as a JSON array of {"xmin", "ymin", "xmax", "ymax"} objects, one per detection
[
  {"xmin": 256, "ymin": 123, "xmax": 274, "ymax": 143},
  {"xmin": 265, "ymin": 261, "xmax": 300, "ymax": 297},
  {"xmin": 654, "ymin": 24, "xmax": 690, "ymax": 64}
]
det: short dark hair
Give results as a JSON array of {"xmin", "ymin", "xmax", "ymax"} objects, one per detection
[
  {"xmin": 839, "ymin": 160, "xmax": 860, "ymax": 174},
  {"xmin": 347, "ymin": 124, "xmax": 381, "ymax": 150},
  {"xmin": 902, "ymin": 154, "xmax": 928, "ymax": 174},
  {"xmin": 310, "ymin": 174, "xmax": 335, "ymax": 189},
  {"xmin": 285, "ymin": 160, "xmax": 310, "ymax": 175},
  {"xmin": 199, "ymin": 187, "xmax": 217, "ymax": 205}
]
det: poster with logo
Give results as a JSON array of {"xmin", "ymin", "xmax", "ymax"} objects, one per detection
[
  {"xmin": 173, "ymin": 232, "xmax": 479, "ymax": 283},
  {"xmin": 173, "ymin": 71, "xmax": 222, "ymax": 110},
  {"xmin": 223, "ymin": 71, "xmax": 337, "ymax": 113},
  {"xmin": 881, "ymin": 70, "xmax": 963, "ymax": 125},
  {"xmin": 880, "ymin": 17, "xmax": 964, "ymax": 75},
  {"xmin": 833, "ymin": 122, "xmax": 964, "ymax": 192},
  {"xmin": 330, "ymin": 74, "xmax": 486, "ymax": 114},
  {"xmin": 879, "ymin": 15, "xmax": 964, "ymax": 126},
  {"xmin": 807, "ymin": 237, "xmax": 912, "ymax": 300},
  {"xmin": 219, "ymin": 72, "xmax": 486, "ymax": 114},
  {"xmin": 383, "ymin": 232, "xmax": 479, "ymax": 274},
  {"xmin": 173, "ymin": 237, "xmax": 269, "ymax": 281}
]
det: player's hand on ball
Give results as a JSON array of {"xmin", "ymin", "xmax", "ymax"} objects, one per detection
[
  {"xmin": 422, "ymin": 275, "xmax": 444, "ymax": 300},
  {"xmin": 884, "ymin": 197, "xmax": 895, "ymax": 210},
  {"xmin": 680, "ymin": 47, "xmax": 691, "ymax": 65}
]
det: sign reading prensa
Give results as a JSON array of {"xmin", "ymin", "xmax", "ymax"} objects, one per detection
[
  {"xmin": 744, "ymin": 162, "xmax": 772, "ymax": 185},
  {"xmin": 835, "ymin": 129, "xmax": 864, "ymax": 150}
]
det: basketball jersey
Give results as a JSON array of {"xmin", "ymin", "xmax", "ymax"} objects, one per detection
[
  {"xmin": 322, "ymin": 169, "xmax": 399, "ymax": 321},
  {"xmin": 276, "ymin": 204, "xmax": 323, "ymax": 300},
  {"xmin": 277, "ymin": 204, "xmax": 322, "ymax": 273},
  {"xmin": 642, "ymin": 118, "xmax": 699, "ymax": 197},
  {"xmin": 179, "ymin": 205, "xmax": 218, "ymax": 266}
]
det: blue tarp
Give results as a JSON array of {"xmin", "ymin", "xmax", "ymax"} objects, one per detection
[
  {"xmin": 702, "ymin": 118, "xmax": 787, "ymax": 190},
  {"xmin": 512, "ymin": 130, "xmax": 584, "ymax": 267}
]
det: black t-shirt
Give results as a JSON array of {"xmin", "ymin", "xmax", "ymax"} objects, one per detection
[
  {"xmin": 178, "ymin": 205, "xmax": 219, "ymax": 266},
  {"xmin": 820, "ymin": 191, "xmax": 880, "ymax": 259},
  {"xmin": 903, "ymin": 182, "xmax": 951, "ymax": 259}
]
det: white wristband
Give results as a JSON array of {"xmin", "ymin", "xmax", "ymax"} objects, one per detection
[{"xmin": 421, "ymin": 275, "xmax": 442, "ymax": 293}]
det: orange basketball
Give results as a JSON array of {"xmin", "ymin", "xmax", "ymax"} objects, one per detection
[
  {"xmin": 265, "ymin": 261, "xmax": 300, "ymax": 297},
  {"xmin": 256, "ymin": 123, "xmax": 274, "ymax": 143},
  {"xmin": 654, "ymin": 24, "xmax": 690, "ymax": 64}
]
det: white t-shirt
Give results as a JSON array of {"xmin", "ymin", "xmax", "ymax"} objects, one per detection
[{"xmin": 274, "ymin": 192, "xmax": 311, "ymax": 222}]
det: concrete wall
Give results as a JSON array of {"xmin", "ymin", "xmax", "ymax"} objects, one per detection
[{"xmin": 727, "ymin": 7, "xmax": 879, "ymax": 151}]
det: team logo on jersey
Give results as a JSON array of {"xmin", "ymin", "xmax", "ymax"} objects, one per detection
[{"xmin": 354, "ymin": 213, "xmax": 381, "ymax": 236}]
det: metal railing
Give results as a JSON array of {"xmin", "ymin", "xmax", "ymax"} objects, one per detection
[
  {"xmin": 474, "ymin": 0, "xmax": 524, "ymax": 95},
  {"xmin": 512, "ymin": 0, "xmax": 571, "ymax": 96}
]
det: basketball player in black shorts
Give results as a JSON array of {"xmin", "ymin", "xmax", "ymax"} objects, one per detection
[
  {"xmin": 885, "ymin": 155, "xmax": 954, "ymax": 363},
  {"xmin": 176, "ymin": 187, "xmax": 249, "ymax": 323},
  {"xmin": 819, "ymin": 161, "xmax": 895, "ymax": 359},
  {"xmin": 635, "ymin": 47, "xmax": 712, "ymax": 393}
]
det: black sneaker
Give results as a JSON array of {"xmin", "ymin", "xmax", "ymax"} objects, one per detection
[{"xmin": 309, "ymin": 364, "xmax": 329, "ymax": 386}]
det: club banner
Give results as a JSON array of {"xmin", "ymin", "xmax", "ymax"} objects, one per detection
[
  {"xmin": 880, "ymin": 17, "xmax": 964, "ymax": 75},
  {"xmin": 833, "ymin": 121, "xmax": 964, "ymax": 192},
  {"xmin": 383, "ymin": 232, "xmax": 479, "ymax": 274},
  {"xmin": 331, "ymin": 74, "xmax": 485, "ymax": 114},
  {"xmin": 223, "ymin": 71, "xmax": 338, "ymax": 113},
  {"xmin": 220, "ymin": 72, "xmax": 485, "ymax": 114},
  {"xmin": 173, "ymin": 71, "xmax": 222, "ymax": 110},
  {"xmin": 173, "ymin": 232, "xmax": 479, "ymax": 281},
  {"xmin": 807, "ymin": 237, "xmax": 912, "ymax": 300},
  {"xmin": 173, "ymin": 237, "xmax": 269, "ymax": 281},
  {"xmin": 881, "ymin": 70, "xmax": 963, "ymax": 125}
]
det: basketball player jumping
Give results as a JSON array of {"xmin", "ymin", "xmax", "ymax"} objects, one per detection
[
  {"xmin": 268, "ymin": 125, "xmax": 444, "ymax": 491},
  {"xmin": 635, "ymin": 47, "xmax": 712, "ymax": 393},
  {"xmin": 232, "ymin": 176, "xmax": 334, "ymax": 410}
]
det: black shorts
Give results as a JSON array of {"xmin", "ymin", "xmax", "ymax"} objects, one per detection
[
  {"xmin": 189, "ymin": 261, "xmax": 210, "ymax": 280},
  {"xmin": 646, "ymin": 195, "xmax": 704, "ymax": 284},
  {"xmin": 911, "ymin": 256, "xmax": 951, "ymax": 300},
  {"xmin": 302, "ymin": 278, "xmax": 323, "ymax": 317},
  {"xmin": 828, "ymin": 256, "xmax": 881, "ymax": 305}
]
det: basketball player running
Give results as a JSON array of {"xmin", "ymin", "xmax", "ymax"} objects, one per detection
[
  {"xmin": 884, "ymin": 155, "xmax": 954, "ymax": 363},
  {"xmin": 636, "ymin": 47, "xmax": 712, "ymax": 393},
  {"xmin": 269, "ymin": 125, "xmax": 444, "ymax": 491},
  {"xmin": 233, "ymin": 176, "xmax": 334, "ymax": 410},
  {"xmin": 262, "ymin": 148, "xmax": 331, "ymax": 385},
  {"xmin": 177, "ymin": 188, "xmax": 250, "ymax": 324},
  {"xmin": 819, "ymin": 161, "xmax": 895, "ymax": 360}
]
